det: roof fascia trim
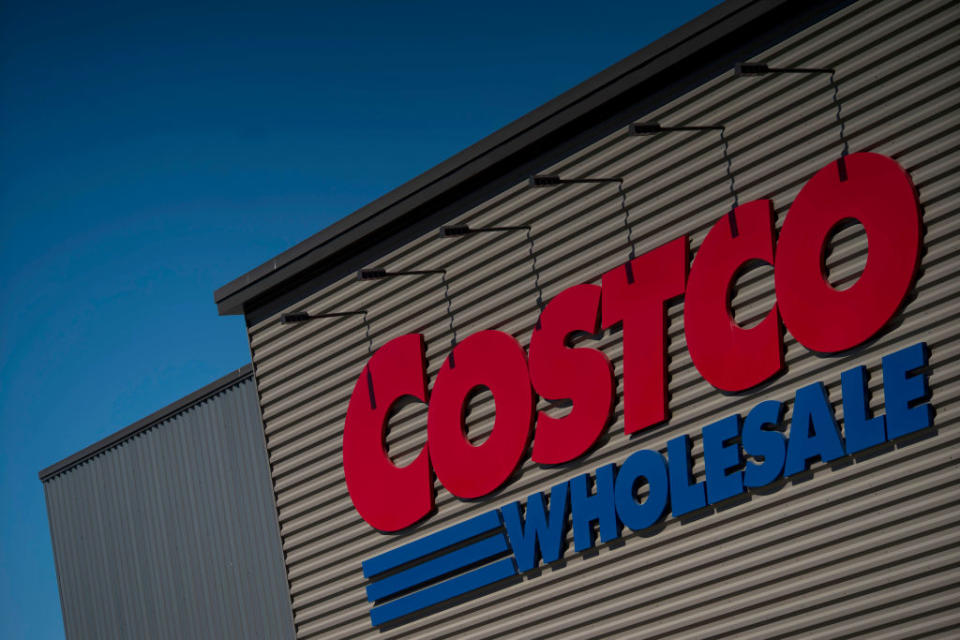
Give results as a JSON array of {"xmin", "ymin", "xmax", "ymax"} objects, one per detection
[{"xmin": 215, "ymin": 0, "xmax": 844, "ymax": 315}]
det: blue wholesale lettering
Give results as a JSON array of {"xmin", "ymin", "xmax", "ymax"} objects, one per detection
[
  {"xmin": 783, "ymin": 382, "xmax": 846, "ymax": 476},
  {"xmin": 613, "ymin": 450, "xmax": 669, "ymax": 531},
  {"xmin": 841, "ymin": 365, "xmax": 886, "ymax": 454},
  {"xmin": 666, "ymin": 434, "xmax": 707, "ymax": 517},
  {"xmin": 882, "ymin": 342, "xmax": 933, "ymax": 439},
  {"xmin": 498, "ymin": 342, "xmax": 933, "ymax": 569},
  {"xmin": 703, "ymin": 414, "xmax": 744, "ymax": 505},
  {"xmin": 570, "ymin": 464, "xmax": 620, "ymax": 552},
  {"xmin": 501, "ymin": 482, "xmax": 569, "ymax": 571},
  {"xmin": 741, "ymin": 400, "xmax": 786, "ymax": 488}
]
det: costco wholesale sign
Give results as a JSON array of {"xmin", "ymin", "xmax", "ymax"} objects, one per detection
[{"xmin": 343, "ymin": 153, "xmax": 932, "ymax": 626}]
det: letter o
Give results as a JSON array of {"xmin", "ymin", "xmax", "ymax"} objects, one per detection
[
  {"xmin": 614, "ymin": 449, "xmax": 669, "ymax": 532},
  {"xmin": 775, "ymin": 153, "xmax": 921, "ymax": 353},
  {"xmin": 427, "ymin": 330, "xmax": 534, "ymax": 499}
]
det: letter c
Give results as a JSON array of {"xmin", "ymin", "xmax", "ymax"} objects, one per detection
[{"xmin": 343, "ymin": 333, "xmax": 433, "ymax": 531}]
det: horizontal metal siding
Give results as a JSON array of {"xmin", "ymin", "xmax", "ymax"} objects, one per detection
[
  {"xmin": 247, "ymin": 0, "xmax": 960, "ymax": 637},
  {"xmin": 43, "ymin": 376, "xmax": 296, "ymax": 640}
]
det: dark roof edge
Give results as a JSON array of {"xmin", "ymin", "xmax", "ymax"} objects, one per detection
[
  {"xmin": 39, "ymin": 364, "xmax": 255, "ymax": 482},
  {"xmin": 214, "ymin": 0, "xmax": 844, "ymax": 316}
]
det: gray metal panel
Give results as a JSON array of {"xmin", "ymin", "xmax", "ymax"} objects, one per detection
[
  {"xmin": 42, "ymin": 375, "xmax": 296, "ymax": 640},
  {"xmin": 246, "ymin": 0, "xmax": 960, "ymax": 637}
]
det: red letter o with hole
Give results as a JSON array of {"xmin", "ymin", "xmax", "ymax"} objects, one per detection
[
  {"xmin": 427, "ymin": 330, "xmax": 534, "ymax": 499},
  {"xmin": 775, "ymin": 152, "xmax": 921, "ymax": 353}
]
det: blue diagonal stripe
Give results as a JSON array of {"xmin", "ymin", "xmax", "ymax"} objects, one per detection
[
  {"xmin": 362, "ymin": 510, "xmax": 502, "ymax": 578},
  {"xmin": 366, "ymin": 533, "xmax": 509, "ymax": 602},
  {"xmin": 369, "ymin": 557, "xmax": 517, "ymax": 626}
]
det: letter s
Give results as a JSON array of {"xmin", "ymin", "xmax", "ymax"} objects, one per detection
[{"xmin": 529, "ymin": 283, "xmax": 614, "ymax": 464}]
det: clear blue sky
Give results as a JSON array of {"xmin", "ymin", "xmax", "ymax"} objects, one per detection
[{"xmin": 0, "ymin": 1, "xmax": 722, "ymax": 636}]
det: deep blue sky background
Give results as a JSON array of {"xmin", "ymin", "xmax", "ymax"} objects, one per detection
[{"xmin": 0, "ymin": 1, "xmax": 722, "ymax": 636}]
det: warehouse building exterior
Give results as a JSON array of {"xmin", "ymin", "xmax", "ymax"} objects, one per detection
[{"xmin": 43, "ymin": 0, "xmax": 959, "ymax": 638}]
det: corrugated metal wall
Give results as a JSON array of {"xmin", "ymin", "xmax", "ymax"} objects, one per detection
[
  {"xmin": 247, "ymin": 0, "xmax": 960, "ymax": 636},
  {"xmin": 43, "ymin": 375, "xmax": 296, "ymax": 640}
]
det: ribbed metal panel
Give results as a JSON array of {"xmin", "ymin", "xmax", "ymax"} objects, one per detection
[
  {"xmin": 43, "ymin": 375, "xmax": 296, "ymax": 640},
  {"xmin": 247, "ymin": 0, "xmax": 960, "ymax": 637}
]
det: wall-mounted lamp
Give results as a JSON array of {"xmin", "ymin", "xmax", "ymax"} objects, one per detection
[
  {"xmin": 357, "ymin": 268, "xmax": 459, "ymax": 366},
  {"xmin": 529, "ymin": 175, "xmax": 621, "ymax": 188},
  {"xmin": 281, "ymin": 310, "xmax": 366, "ymax": 325},
  {"xmin": 529, "ymin": 174, "xmax": 636, "ymax": 270},
  {"xmin": 280, "ymin": 309, "xmax": 372, "ymax": 355},
  {"xmin": 280, "ymin": 308, "xmax": 377, "ymax": 407},
  {"xmin": 630, "ymin": 121, "xmax": 740, "ymax": 237},
  {"xmin": 734, "ymin": 62, "xmax": 831, "ymax": 76},
  {"xmin": 438, "ymin": 224, "xmax": 545, "ymax": 328},
  {"xmin": 735, "ymin": 61, "xmax": 849, "ymax": 178},
  {"xmin": 630, "ymin": 123, "xmax": 723, "ymax": 136},
  {"xmin": 439, "ymin": 224, "xmax": 525, "ymax": 236}
]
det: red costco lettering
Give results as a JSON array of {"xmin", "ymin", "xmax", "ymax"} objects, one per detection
[
  {"xmin": 342, "ymin": 152, "xmax": 922, "ymax": 530},
  {"xmin": 776, "ymin": 153, "xmax": 921, "ymax": 353},
  {"xmin": 529, "ymin": 283, "xmax": 613, "ymax": 464},
  {"xmin": 685, "ymin": 199, "xmax": 782, "ymax": 392},
  {"xmin": 601, "ymin": 236, "xmax": 688, "ymax": 433},
  {"xmin": 342, "ymin": 333, "xmax": 433, "ymax": 532},
  {"xmin": 427, "ymin": 330, "xmax": 533, "ymax": 499}
]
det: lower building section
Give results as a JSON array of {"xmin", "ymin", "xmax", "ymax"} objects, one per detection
[{"xmin": 40, "ymin": 368, "xmax": 295, "ymax": 640}]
